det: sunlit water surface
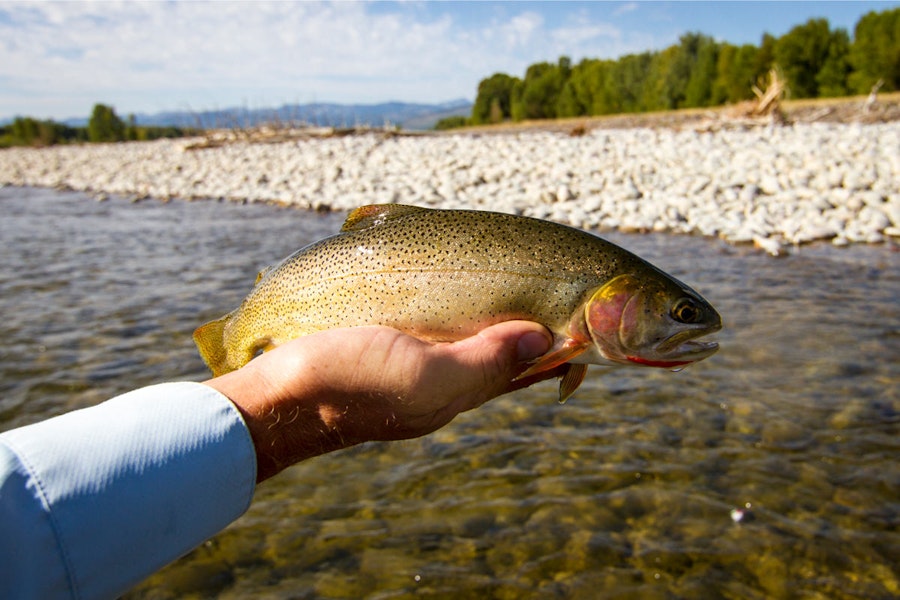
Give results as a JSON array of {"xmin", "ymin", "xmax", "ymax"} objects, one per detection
[{"xmin": 1, "ymin": 187, "xmax": 897, "ymax": 599}]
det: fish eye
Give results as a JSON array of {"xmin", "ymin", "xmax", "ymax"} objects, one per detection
[{"xmin": 671, "ymin": 298, "xmax": 701, "ymax": 324}]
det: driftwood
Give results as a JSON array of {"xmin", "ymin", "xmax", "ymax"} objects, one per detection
[
  {"xmin": 864, "ymin": 79, "xmax": 885, "ymax": 113},
  {"xmin": 751, "ymin": 69, "xmax": 786, "ymax": 118},
  {"xmin": 181, "ymin": 124, "xmax": 412, "ymax": 151},
  {"xmin": 688, "ymin": 69, "xmax": 788, "ymax": 132}
]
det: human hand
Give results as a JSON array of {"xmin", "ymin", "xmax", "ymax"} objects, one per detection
[{"xmin": 203, "ymin": 321, "xmax": 560, "ymax": 482}]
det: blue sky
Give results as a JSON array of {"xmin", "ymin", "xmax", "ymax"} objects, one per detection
[{"xmin": 0, "ymin": 1, "xmax": 895, "ymax": 121}]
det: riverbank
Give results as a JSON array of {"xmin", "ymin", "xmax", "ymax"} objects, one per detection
[{"xmin": 1, "ymin": 118, "xmax": 898, "ymax": 255}]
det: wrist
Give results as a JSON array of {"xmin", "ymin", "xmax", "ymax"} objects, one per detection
[{"xmin": 203, "ymin": 369, "xmax": 354, "ymax": 482}]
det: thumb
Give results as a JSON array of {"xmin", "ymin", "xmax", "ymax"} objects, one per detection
[
  {"xmin": 428, "ymin": 321, "xmax": 553, "ymax": 413},
  {"xmin": 474, "ymin": 320, "xmax": 554, "ymax": 365}
]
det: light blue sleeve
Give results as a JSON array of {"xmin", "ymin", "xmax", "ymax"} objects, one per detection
[{"xmin": 0, "ymin": 382, "xmax": 257, "ymax": 600}]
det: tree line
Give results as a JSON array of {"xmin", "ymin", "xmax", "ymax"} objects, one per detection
[
  {"xmin": 439, "ymin": 7, "xmax": 899, "ymax": 129},
  {"xmin": 0, "ymin": 104, "xmax": 199, "ymax": 148}
]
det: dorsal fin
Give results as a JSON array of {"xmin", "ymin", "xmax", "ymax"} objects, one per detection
[
  {"xmin": 254, "ymin": 266, "xmax": 273, "ymax": 285},
  {"xmin": 341, "ymin": 204, "xmax": 430, "ymax": 232}
]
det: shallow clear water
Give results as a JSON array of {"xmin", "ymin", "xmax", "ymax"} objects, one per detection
[{"xmin": 1, "ymin": 186, "xmax": 897, "ymax": 599}]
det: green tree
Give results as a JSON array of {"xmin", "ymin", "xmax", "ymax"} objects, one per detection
[
  {"xmin": 465, "ymin": 7, "xmax": 900, "ymax": 124},
  {"xmin": 558, "ymin": 58, "xmax": 617, "ymax": 116},
  {"xmin": 551, "ymin": 56, "xmax": 580, "ymax": 117},
  {"xmin": 816, "ymin": 28, "xmax": 851, "ymax": 97},
  {"xmin": 471, "ymin": 73, "xmax": 520, "ymax": 124},
  {"xmin": 510, "ymin": 78, "xmax": 526, "ymax": 121},
  {"xmin": 88, "ymin": 103, "xmax": 125, "ymax": 142},
  {"xmin": 646, "ymin": 33, "xmax": 721, "ymax": 109},
  {"xmin": 586, "ymin": 59, "xmax": 620, "ymax": 114},
  {"xmin": 125, "ymin": 113, "xmax": 139, "ymax": 141},
  {"xmin": 511, "ymin": 57, "xmax": 570, "ymax": 120},
  {"xmin": 684, "ymin": 35, "xmax": 720, "ymax": 107},
  {"xmin": 9, "ymin": 117, "xmax": 66, "ymax": 146},
  {"xmin": 848, "ymin": 7, "xmax": 900, "ymax": 93},
  {"xmin": 713, "ymin": 43, "xmax": 761, "ymax": 103},
  {"xmin": 613, "ymin": 51, "xmax": 655, "ymax": 112},
  {"xmin": 774, "ymin": 18, "xmax": 835, "ymax": 98},
  {"xmin": 754, "ymin": 33, "xmax": 777, "ymax": 82},
  {"xmin": 658, "ymin": 33, "xmax": 718, "ymax": 108},
  {"xmin": 11, "ymin": 117, "xmax": 40, "ymax": 145},
  {"xmin": 556, "ymin": 59, "xmax": 601, "ymax": 117},
  {"xmin": 434, "ymin": 115, "xmax": 468, "ymax": 130},
  {"xmin": 636, "ymin": 47, "xmax": 670, "ymax": 111},
  {"xmin": 2, "ymin": 117, "xmax": 86, "ymax": 147},
  {"xmin": 556, "ymin": 79, "xmax": 585, "ymax": 118}
]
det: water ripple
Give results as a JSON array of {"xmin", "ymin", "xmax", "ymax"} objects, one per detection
[{"xmin": 0, "ymin": 187, "xmax": 897, "ymax": 598}]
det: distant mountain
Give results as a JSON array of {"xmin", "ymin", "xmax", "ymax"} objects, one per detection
[{"xmin": 60, "ymin": 99, "xmax": 472, "ymax": 131}]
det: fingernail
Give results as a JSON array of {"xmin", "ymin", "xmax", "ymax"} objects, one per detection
[{"xmin": 516, "ymin": 330, "xmax": 551, "ymax": 361}]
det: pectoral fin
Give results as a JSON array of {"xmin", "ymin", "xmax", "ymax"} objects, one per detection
[{"xmin": 513, "ymin": 338, "xmax": 590, "ymax": 381}]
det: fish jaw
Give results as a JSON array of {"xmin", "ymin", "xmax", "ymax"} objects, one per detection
[
  {"xmin": 627, "ymin": 325, "xmax": 720, "ymax": 368},
  {"xmin": 626, "ymin": 339, "xmax": 719, "ymax": 368}
]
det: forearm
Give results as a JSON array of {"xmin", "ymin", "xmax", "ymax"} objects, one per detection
[
  {"xmin": 204, "ymin": 355, "xmax": 367, "ymax": 483},
  {"xmin": 204, "ymin": 368, "xmax": 356, "ymax": 482},
  {"xmin": 0, "ymin": 382, "xmax": 257, "ymax": 600}
]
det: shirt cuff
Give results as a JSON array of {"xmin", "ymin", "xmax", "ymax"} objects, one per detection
[{"xmin": 0, "ymin": 381, "xmax": 257, "ymax": 599}]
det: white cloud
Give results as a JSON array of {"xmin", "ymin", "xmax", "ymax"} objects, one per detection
[
  {"xmin": 499, "ymin": 10, "xmax": 545, "ymax": 48},
  {"xmin": 614, "ymin": 2, "xmax": 639, "ymax": 17},
  {"xmin": 550, "ymin": 11, "xmax": 622, "ymax": 51},
  {"xmin": 7, "ymin": 0, "xmax": 831, "ymax": 119},
  {"xmin": 1, "ymin": 2, "xmax": 490, "ymax": 117}
]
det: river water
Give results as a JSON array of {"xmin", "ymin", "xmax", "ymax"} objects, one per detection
[{"xmin": 1, "ymin": 186, "xmax": 897, "ymax": 599}]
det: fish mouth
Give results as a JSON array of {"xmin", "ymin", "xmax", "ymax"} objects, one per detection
[
  {"xmin": 625, "ymin": 328, "xmax": 719, "ymax": 369},
  {"xmin": 657, "ymin": 327, "xmax": 721, "ymax": 362}
]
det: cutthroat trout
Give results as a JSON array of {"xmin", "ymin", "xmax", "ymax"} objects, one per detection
[{"xmin": 194, "ymin": 204, "xmax": 721, "ymax": 402}]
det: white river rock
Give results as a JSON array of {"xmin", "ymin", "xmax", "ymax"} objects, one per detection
[{"xmin": 1, "ymin": 122, "xmax": 897, "ymax": 255}]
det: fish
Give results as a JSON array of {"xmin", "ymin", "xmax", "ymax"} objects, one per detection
[{"xmin": 194, "ymin": 203, "xmax": 721, "ymax": 402}]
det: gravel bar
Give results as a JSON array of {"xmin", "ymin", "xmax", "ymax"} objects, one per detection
[{"xmin": 2, "ymin": 122, "xmax": 898, "ymax": 255}]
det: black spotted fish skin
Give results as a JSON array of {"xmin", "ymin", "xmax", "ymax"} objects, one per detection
[{"xmin": 193, "ymin": 204, "xmax": 717, "ymax": 377}]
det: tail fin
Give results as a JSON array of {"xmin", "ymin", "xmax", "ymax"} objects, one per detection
[{"xmin": 193, "ymin": 315, "xmax": 232, "ymax": 377}]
